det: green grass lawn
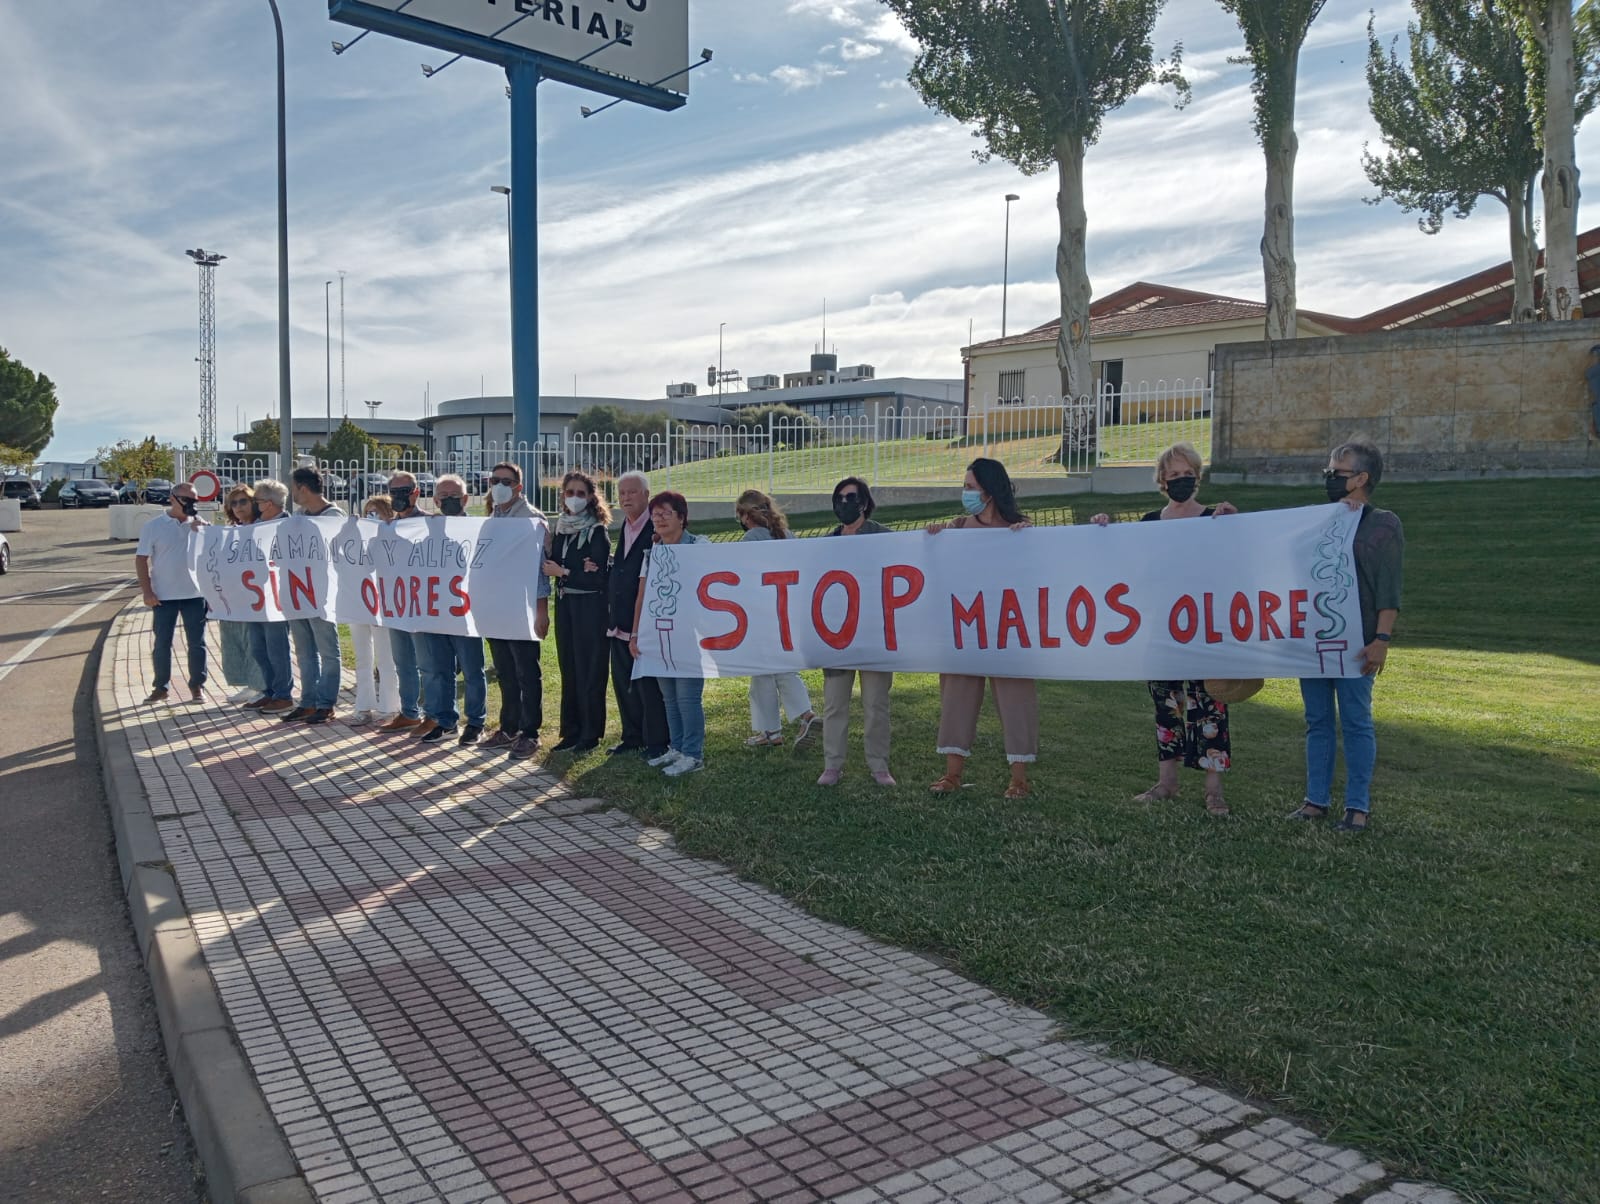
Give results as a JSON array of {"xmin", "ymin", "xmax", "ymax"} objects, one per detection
[
  {"xmin": 463, "ymin": 478, "xmax": 1595, "ymax": 1203},
  {"xmin": 648, "ymin": 415, "xmax": 1213, "ymax": 498}
]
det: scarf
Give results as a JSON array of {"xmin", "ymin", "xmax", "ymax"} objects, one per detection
[{"xmin": 553, "ymin": 508, "xmax": 600, "ymax": 539}]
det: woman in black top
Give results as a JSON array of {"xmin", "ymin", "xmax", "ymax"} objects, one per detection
[
  {"xmin": 1091, "ymin": 442, "xmax": 1237, "ymax": 815},
  {"xmin": 542, "ymin": 471, "xmax": 613, "ymax": 753}
]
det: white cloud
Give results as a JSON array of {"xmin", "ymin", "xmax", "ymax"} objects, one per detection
[
  {"xmin": 768, "ymin": 63, "xmax": 847, "ymax": 91},
  {"xmin": 839, "ymin": 38, "xmax": 882, "ymax": 62}
]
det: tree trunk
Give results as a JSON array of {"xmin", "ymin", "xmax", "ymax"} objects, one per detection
[
  {"xmin": 1054, "ymin": 134, "xmax": 1094, "ymax": 449},
  {"xmin": 1506, "ymin": 180, "xmax": 1539, "ymax": 323},
  {"xmin": 1262, "ymin": 78, "xmax": 1299, "ymax": 340},
  {"xmin": 1541, "ymin": 0, "xmax": 1581, "ymax": 319}
]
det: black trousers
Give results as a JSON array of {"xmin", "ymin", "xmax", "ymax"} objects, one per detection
[
  {"xmin": 609, "ymin": 635, "xmax": 668, "ymax": 750},
  {"xmin": 488, "ymin": 637, "xmax": 542, "ymax": 738},
  {"xmin": 555, "ymin": 593, "xmax": 610, "ymax": 744}
]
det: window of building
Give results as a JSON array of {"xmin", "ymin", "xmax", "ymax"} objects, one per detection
[{"xmin": 998, "ymin": 369, "xmax": 1025, "ymax": 404}]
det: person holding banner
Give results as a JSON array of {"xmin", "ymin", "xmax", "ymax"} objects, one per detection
[
  {"xmin": 281, "ymin": 467, "xmax": 344, "ymax": 725},
  {"xmin": 419, "ymin": 474, "xmax": 488, "ymax": 745},
  {"xmin": 630, "ymin": 491, "xmax": 709, "ymax": 777},
  {"xmin": 479, "ymin": 462, "xmax": 551, "ymax": 761},
  {"xmin": 375, "ymin": 471, "xmax": 433, "ymax": 733},
  {"xmin": 1091, "ymin": 443, "xmax": 1239, "ymax": 816},
  {"xmin": 817, "ymin": 477, "xmax": 896, "ymax": 788},
  {"xmin": 1288, "ymin": 439, "xmax": 1404, "ymax": 834},
  {"xmin": 244, "ymin": 480, "xmax": 295, "ymax": 714},
  {"xmin": 217, "ymin": 484, "xmax": 267, "ymax": 704},
  {"xmin": 344, "ymin": 495, "xmax": 402, "ymax": 725},
  {"xmin": 735, "ymin": 489, "xmax": 818, "ymax": 749},
  {"xmin": 543, "ymin": 471, "xmax": 612, "ymax": 755},
  {"xmin": 926, "ymin": 458, "xmax": 1038, "ymax": 799},
  {"xmin": 606, "ymin": 472, "xmax": 670, "ymax": 760},
  {"xmin": 135, "ymin": 478, "xmax": 209, "ymax": 704}
]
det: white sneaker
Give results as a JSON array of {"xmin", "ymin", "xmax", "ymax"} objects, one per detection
[
  {"xmin": 227, "ymin": 688, "xmax": 259, "ymax": 704},
  {"xmin": 345, "ymin": 710, "xmax": 372, "ymax": 725},
  {"xmin": 663, "ymin": 755, "xmax": 703, "ymax": 777},
  {"xmin": 646, "ymin": 749, "xmax": 680, "ymax": 767}
]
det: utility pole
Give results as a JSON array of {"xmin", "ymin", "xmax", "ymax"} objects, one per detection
[
  {"xmin": 338, "ymin": 270, "xmax": 347, "ymax": 418},
  {"xmin": 325, "ymin": 280, "xmax": 333, "ymax": 446},
  {"xmin": 186, "ymin": 248, "xmax": 226, "ymax": 463}
]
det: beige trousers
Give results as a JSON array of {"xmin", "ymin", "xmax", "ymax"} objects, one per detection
[
  {"xmin": 936, "ymin": 674, "xmax": 1039, "ymax": 764},
  {"xmin": 822, "ymin": 668, "xmax": 892, "ymax": 773}
]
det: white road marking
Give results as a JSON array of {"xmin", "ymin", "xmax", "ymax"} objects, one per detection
[
  {"xmin": 0, "ymin": 583, "xmax": 132, "ymax": 685},
  {"xmin": 0, "ymin": 578, "xmax": 136, "ymax": 604}
]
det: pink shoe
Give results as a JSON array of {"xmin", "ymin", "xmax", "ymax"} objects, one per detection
[
  {"xmin": 816, "ymin": 768, "xmax": 843, "ymax": 787},
  {"xmin": 871, "ymin": 771, "xmax": 897, "ymax": 787}
]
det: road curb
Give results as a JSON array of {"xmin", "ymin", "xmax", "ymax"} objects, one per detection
[{"xmin": 95, "ymin": 605, "xmax": 314, "ymax": 1204}]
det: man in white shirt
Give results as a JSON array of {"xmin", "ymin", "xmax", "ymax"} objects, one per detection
[{"xmin": 135, "ymin": 480, "xmax": 207, "ymax": 703}]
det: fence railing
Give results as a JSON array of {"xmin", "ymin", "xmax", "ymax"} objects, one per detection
[{"xmin": 173, "ymin": 380, "xmax": 1210, "ymax": 513}]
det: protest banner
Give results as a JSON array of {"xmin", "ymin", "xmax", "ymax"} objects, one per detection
[
  {"xmin": 632, "ymin": 505, "xmax": 1365, "ymax": 681},
  {"xmin": 192, "ymin": 514, "xmax": 548, "ymax": 640}
]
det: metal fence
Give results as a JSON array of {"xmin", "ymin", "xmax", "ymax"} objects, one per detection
[{"xmin": 174, "ymin": 380, "xmax": 1210, "ymax": 512}]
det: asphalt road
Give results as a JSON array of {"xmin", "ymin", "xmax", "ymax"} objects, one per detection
[{"xmin": 0, "ymin": 507, "xmax": 203, "ymax": 1203}]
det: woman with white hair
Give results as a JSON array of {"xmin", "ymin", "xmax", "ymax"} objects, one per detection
[{"xmin": 1091, "ymin": 442, "xmax": 1238, "ymax": 815}]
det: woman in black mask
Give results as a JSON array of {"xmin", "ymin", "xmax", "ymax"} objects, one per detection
[
  {"xmin": 816, "ymin": 477, "xmax": 897, "ymax": 788},
  {"xmin": 1091, "ymin": 442, "xmax": 1238, "ymax": 815}
]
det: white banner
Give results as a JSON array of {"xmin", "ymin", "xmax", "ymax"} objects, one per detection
[
  {"xmin": 632, "ymin": 505, "xmax": 1367, "ymax": 681},
  {"xmin": 192, "ymin": 514, "xmax": 548, "ymax": 640}
]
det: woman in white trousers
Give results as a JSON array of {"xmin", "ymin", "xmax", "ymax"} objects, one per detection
[
  {"xmin": 346, "ymin": 496, "xmax": 402, "ymax": 723},
  {"xmin": 735, "ymin": 490, "xmax": 817, "ymax": 748}
]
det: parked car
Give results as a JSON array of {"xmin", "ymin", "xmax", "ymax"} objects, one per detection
[
  {"xmin": 318, "ymin": 472, "xmax": 350, "ymax": 501},
  {"xmin": 59, "ymin": 478, "xmax": 118, "ymax": 508},
  {"xmin": 2, "ymin": 478, "xmax": 42, "ymax": 509},
  {"xmin": 116, "ymin": 478, "xmax": 173, "ymax": 505},
  {"xmin": 0, "ymin": 529, "xmax": 9, "ymax": 573},
  {"xmin": 412, "ymin": 472, "xmax": 437, "ymax": 498},
  {"xmin": 357, "ymin": 472, "xmax": 391, "ymax": 496}
]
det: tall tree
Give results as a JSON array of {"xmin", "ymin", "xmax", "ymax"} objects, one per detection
[
  {"xmin": 0, "ymin": 346, "xmax": 60, "ymax": 455},
  {"xmin": 326, "ymin": 418, "xmax": 377, "ymax": 466},
  {"xmin": 1364, "ymin": 1, "xmax": 1543, "ymax": 322},
  {"xmin": 1217, "ymin": 0, "xmax": 1326, "ymax": 341},
  {"xmin": 880, "ymin": 0, "xmax": 1187, "ymax": 428},
  {"xmin": 244, "ymin": 417, "xmax": 280, "ymax": 453},
  {"xmin": 97, "ymin": 437, "xmax": 175, "ymax": 489}
]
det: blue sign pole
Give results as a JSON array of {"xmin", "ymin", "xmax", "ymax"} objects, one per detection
[{"xmin": 508, "ymin": 59, "xmax": 540, "ymax": 454}]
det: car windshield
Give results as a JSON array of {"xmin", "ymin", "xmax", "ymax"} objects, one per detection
[
  {"xmin": 146, "ymin": 479, "xmax": 171, "ymax": 487},
  {"xmin": 76, "ymin": 480, "xmax": 112, "ymax": 489}
]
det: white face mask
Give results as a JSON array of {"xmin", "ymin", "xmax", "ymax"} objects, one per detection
[
  {"xmin": 564, "ymin": 495, "xmax": 588, "ymax": 515},
  {"xmin": 489, "ymin": 483, "xmax": 514, "ymax": 506}
]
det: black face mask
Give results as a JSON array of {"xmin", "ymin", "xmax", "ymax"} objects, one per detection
[
  {"xmin": 1164, "ymin": 476, "xmax": 1198, "ymax": 503},
  {"xmin": 390, "ymin": 487, "xmax": 414, "ymax": 510},
  {"xmin": 438, "ymin": 495, "xmax": 464, "ymax": 517},
  {"xmin": 1324, "ymin": 473, "xmax": 1353, "ymax": 503},
  {"xmin": 177, "ymin": 497, "xmax": 198, "ymax": 518},
  {"xmin": 833, "ymin": 496, "xmax": 863, "ymax": 525}
]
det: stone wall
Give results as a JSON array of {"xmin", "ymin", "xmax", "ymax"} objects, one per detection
[{"xmin": 1210, "ymin": 321, "xmax": 1600, "ymax": 479}]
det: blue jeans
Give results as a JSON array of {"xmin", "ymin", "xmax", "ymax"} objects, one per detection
[
  {"xmin": 423, "ymin": 633, "xmax": 487, "ymax": 729},
  {"xmin": 389, "ymin": 627, "xmax": 422, "ymax": 720},
  {"xmin": 249, "ymin": 622, "xmax": 293, "ymax": 701},
  {"xmin": 151, "ymin": 597, "xmax": 207, "ymax": 691},
  {"xmin": 658, "ymin": 676, "xmax": 705, "ymax": 761},
  {"xmin": 1300, "ymin": 675, "xmax": 1377, "ymax": 814},
  {"xmin": 289, "ymin": 617, "xmax": 342, "ymax": 710}
]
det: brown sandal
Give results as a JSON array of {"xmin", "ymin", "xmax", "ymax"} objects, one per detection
[
  {"xmin": 929, "ymin": 775, "xmax": 964, "ymax": 794},
  {"xmin": 1003, "ymin": 781, "xmax": 1031, "ymax": 800},
  {"xmin": 1204, "ymin": 790, "xmax": 1230, "ymax": 817},
  {"xmin": 1134, "ymin": 786, "xmax": 1180, "ymax": 802}
]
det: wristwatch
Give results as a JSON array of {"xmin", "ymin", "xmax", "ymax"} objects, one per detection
[{"xmin": 1373, "ymin": 633, "xmax": 1391, "ymax": 642}]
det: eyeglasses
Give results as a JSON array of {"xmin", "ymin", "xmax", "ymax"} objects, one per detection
[
  {"xmin": 229, "ymin": 498, "xmax": 253, "ymax": 506},
  {"xmin": 838, "ymin": 492, "xmax": 860, "ymax": 502},
  {"xmin": 489, "ymin": 477, "xmax": 516, "ymax": 486},
  {"xmin": 564, "ymin": 491, "xmax": 588, "ymax": 499},
  {"xmin": 1323, "ymin": 469, "xmax": 1356, "ymax": 481}
]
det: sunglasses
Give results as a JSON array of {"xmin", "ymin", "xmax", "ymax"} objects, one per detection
[
  {"xmin": 489, "ymin": 477, "xmax": 516, "ymax": 486},
  {"xmin": 1323, "ymin": 469, "xmax": 1356, "ymax": 480},
  {"xmin": 838, "ymin": 492, "xmax": 860, "ymax": 502},
  {"xmin": 564, "ymin": 491, "xmax": 588, "ymax": 499},
  {"xmin": 229, "ymin": 498, "xmax": 253, "ymax": 506}
]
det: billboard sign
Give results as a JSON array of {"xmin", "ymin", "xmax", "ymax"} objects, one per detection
[{"xmin": 330, "ymin": 0, "xmax": 691, "ymax": 101}]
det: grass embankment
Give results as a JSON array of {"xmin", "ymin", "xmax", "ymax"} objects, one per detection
[{"xmin": 458, "ymin": 478, "xmax": 1594, "ymax": 1203}]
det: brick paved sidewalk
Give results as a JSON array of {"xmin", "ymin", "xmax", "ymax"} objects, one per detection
[{"xmin": 104, "ymin": 608, "xmax": 1461, "ymax": 1204}]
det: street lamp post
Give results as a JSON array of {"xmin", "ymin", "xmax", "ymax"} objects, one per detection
[
  {"xmin": 325, "ymin": 280, "xmax": 334, "ymax": 446},
  {"xmin": 267, "ymin": 0, "xmax": 292, "ymax": 474},
  {"xmin": 1002, "ymin": 193, "xmax": 1020, "ymax": 338},
  {"xmin": 718, "ymin": 322, "xmax": 726, "ymax": 398}
]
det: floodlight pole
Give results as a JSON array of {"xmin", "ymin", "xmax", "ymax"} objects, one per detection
[
  {"xmin": 508, "ymin": 59, "xmax": 540, "ymax": 454},
  {"xmin": 268, "ymin": 0, "xmax": 293, "ymax": 474}
]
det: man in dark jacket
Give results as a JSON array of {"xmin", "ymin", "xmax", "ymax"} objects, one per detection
[{"xmin": 605, "ymin": 471, "xmax": 669, "ymax": 758}]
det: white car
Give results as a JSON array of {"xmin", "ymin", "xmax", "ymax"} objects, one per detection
[{"xmin": 0, "ymin": 530, "xmax": 9, "ymax": 574}]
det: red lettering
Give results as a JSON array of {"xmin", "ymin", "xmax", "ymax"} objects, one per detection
[
  {"xmin": 447, "ymin": 575, "xmax": 471, "ymax": 617},
  {"xmin": 242, "ymin": 571, "xmax": 266, "ymax": 613},
  {"xmin": 267, "ymin": 567, "xmax": 282, "ymax": 609},
  {"xmin": 997, "ymin": 588, "xmax": 1031, "ymax": 650},
  {"xmin": 761, "ymin": 570, "xmax": 800, "ymax": 652},
  {"xmin": 409, "ymin": 576, "xmax": 422, "ymax": 617},
  {"xmin": 387, "ymin": 577, "xmax": 404, "ymax": 617},
  {"xmin": 1202, "ymin": 591, "xmax": 1224, "ymax": 644},
  {"xmin": 1037, "ymin": 586, "xmax": 1062, "ymax": 648},
  {"xmin": 1169, "ymin": 594, "xmax": 1198, "ymax": 643},
  {"xmin": 952, "ymin": 593, "xmax": 987, "ymax": 650},
  {"xmin": 286, "ymin": 567, "xmax": 316, "ymax": 611},
  {"xmin": 1258, "ymin": 591, "xmax": 1284, "ymax": 640},
  {"xmin": 881, "ymin": 565, "xmax": 924, "ymax": 652},
  {"xmin": 1229, "ymin": 591, "xmax": 1253, "ymax": 641},
  {"xmin": 1288, "ymin": 589, "xmax": 1308, "ymax": 639},
  {"xmin": 1105, "ymin": 583, "xmax": 1141, "ymax": 646},
  {"xmin": 360, "ymin": 579, "xmax": 380, "ymax": 617},
  {"xmin": 697, "ymin": 571, "xmax": 748, "ymax": 650},
  {"xmin": 811, "ymin": 570, "xmax": 861, "ymax": 651},
  {"xmin": 1066, "ymin": 585, "xmax": 1096, "ymax": 648},
  {"xmin": 427, "ymin": 576, "xmax": 441, "ymax": 617}
]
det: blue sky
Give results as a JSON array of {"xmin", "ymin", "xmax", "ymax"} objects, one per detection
[{"xmin": 4, "ymin": 0, "xmax": 1595, "ymax": 461}]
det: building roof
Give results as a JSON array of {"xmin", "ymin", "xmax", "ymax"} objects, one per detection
[
  {"xmin": 419, "ymin": 394, "xmax": 729, "ymax": 428},
  {"xmin": 705, "ymin": 377, "xmax": 964, "ymax": 412}
]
